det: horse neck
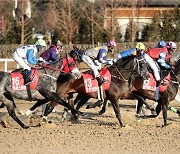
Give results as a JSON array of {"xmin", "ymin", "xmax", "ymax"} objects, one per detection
[
  {"xmin": 109, "ymin": 58, "xmax": 135, "ymax": 79},
  {"xmin": 39, "ymin": 59, "xmax": 63, "ymax": 79},
  {"xmin": 173, "ymin": 59, "xmax": 180, "ymax": 80}
]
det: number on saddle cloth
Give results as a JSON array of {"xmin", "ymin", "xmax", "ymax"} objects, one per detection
[
  {"xmin": 82, "ymin": 68, "xmax": 111, "ymax": 93},
  {"xmin": 10, "ymin": 69, "xmax": 39, "ymax": 91}
]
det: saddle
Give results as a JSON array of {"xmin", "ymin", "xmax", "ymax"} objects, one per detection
[
  {"xmin": 82, "ymin": 68, "xmax": 111, "ymax": 93},
  {"xmin": 10, "ymin": 69, "xmax": 39, "ymax": 91},
  {"xmin": 143, "ymin": 67, "xmax": 170, "ymax": 92}
]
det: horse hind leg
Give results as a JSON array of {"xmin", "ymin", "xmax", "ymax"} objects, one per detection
[{"xmin": 0, "ymin": 95, "xmax": 28, "ymax": 129}]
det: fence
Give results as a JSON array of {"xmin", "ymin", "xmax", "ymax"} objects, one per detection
[
  {"xmin": 0, "ymin": 59, "xmax": 19, "ymax": 72},
  {"xmin": 0, "ymin": 42, "xmax": 179, "ymax": 71},
  {"xmin": 2, "ymin": 42, "xmax": 180, "ymax": 58}
]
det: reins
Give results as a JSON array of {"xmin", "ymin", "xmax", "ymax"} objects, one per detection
[
  {"xmin": 113, "ymin": 57, "xmax": 145, "ymax": 82},
  {"xmin": 39, "ymin": 62, "xmax": 67, "ymax": 73},
  {"xmin": 114, "ymin": 67, "xmax": 128, "ymax": 82}
]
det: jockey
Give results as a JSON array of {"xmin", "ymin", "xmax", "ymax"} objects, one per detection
[
  {"xmin": 13, "ymin": 39, "xmax": 47, "ymax": 85},
  {"xmin": 113, "ymin": 42, "xmax": 146, "ymax": 63},
  {"xmin": 70, "ymin": 40, "xmax": 116, "ymax": 86},
  {"xmin": 83, "ymin": 40, "xmax": 116, "ymax": 86},
  {"xmin": 145, "ymin": 41, "xmax": 177, "ymax": 86},
  {"xmin": 40, "ymin": 40, "xmax": 63, "ymax": 64}
]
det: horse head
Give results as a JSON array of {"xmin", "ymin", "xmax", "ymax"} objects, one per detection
[
  {"xmin": 113, "ymin": 56, "xmax": 149, "ymax": 80},
  {"xmin": 134, "ymin": 57, "xmax": 150, "ymax": 80},
  {"xmin": 169, "ymin": 52, "xmax": 180, "ymax": 68},
  {"xmin": 69, "ymin": 46, "xmax": 83, "ymax": 63}
]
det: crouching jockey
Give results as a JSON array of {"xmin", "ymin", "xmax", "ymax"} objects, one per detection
[
  {"xmin": 144, "ymin": 41, "xmax": 177, "ymax": 100},
  {"xmin": 40, "ymin": 40, "xmax": 63, "ymax": 64},
  {"xmin": 70, "ymin": 40, "xmax": 116, "ymax": 86},
  {"xmin": 13, "ymin": 39, "xmax": 47, "ymax": 85}
]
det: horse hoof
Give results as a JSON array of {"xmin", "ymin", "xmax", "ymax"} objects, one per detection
[
  {"xmin": 121, "ymin": 124, "xmax": 125, "ymax": 127},
  {"xmin": 99, "ymin": 110, "xmax": 105, "ymax": 115},
  {"xmin": 177, "ymin": 109, "xmax": 180, "ymax": 116},
  {"xmin": 86, "ymin": 105, "xmax": 90, "ymax": 109},
  {"xmin": 42, "ymin": 116, "xmax": 48, "ymax": 122},
  {"xmin": 23, "ymin": 125, "xmax": 29, "ymax": 129},
  {"xmin": 151, "ymin": 111, "xmax": 157, "ymax": 116}
]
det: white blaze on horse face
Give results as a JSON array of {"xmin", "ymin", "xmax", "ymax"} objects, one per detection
[{"xmin": 71, "ymin": 68, "xmax": 81, "ymax": 79}]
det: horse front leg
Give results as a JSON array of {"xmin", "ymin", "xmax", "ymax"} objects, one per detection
[
  {"xmin": 110, "ymin": 98, "xmax": 124, "ymax": 127},
  {"xmin": 0, "ymin": 95, "xmax": 28, "ymax": 129},
  {"xmin": 25, "ymin": 99, "xmax": 49, "ymax": 116},
  {"xmin": 46, "ymin": 92, "xmax": 80, "ymax": 120},
  {"xmin": 75, "ymin": 94, "xmax": 90, "ymax": 110},
  {"xmin": 62, "ymin": 93, "xmax": 74, "ymax": 121},
  {"xmin": 158, "ymin": 93, "xmax": 169, "ymax": 126},
  {"xmin": 162, "ymin": 103, "xmax": 168, "ymax": 126},
  {"xmin": 99, "ymin": 100, "xmax": 108, "ymax": 115},
  {"xmin": 43, "ymin": 101, "xmax": 58, "ymax": 122}
]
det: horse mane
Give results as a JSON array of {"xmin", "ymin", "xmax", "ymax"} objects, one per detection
[{"xmin": 109, "ymin": 56, "xmax": 135, "ymax": 70}]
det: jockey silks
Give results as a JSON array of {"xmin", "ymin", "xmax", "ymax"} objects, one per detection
[
  {"xmin": 146, "ymin": 47, "xmax": 171, "ymax": 62},
  {"xmin": 40, "ymin": 46, "xmax": 59, "ymax": 61}
]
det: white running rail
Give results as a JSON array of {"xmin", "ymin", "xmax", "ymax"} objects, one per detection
[{"xmin": 0, "ymin": 59, "xmax": 19, "ymax": 72}]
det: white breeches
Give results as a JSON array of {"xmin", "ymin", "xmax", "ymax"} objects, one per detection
[
  {"xmin": 82, "ymin": 54, "xmax": 101, "ymax": 78},
  {"xmin": 144, "ymin": 53, "xmax": 160, "ymax": 81},
  {"xmin": 13, "ymin": 51, "xmax": 31, "ymax": 70}
]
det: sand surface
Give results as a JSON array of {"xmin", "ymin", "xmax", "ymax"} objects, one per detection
[{"xmin": 0, "ymin": 98, "xmax": 180, "ymax": 154}]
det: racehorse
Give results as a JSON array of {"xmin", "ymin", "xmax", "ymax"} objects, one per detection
[
  {"xmin": 44, "ymin": 52, "xmax": 180, "ymax": 127},
  {"xmin": 0, "ymin": 56, "xmax": 81, "ymax": 128},
  {"xmin": 99, "ymin": 52, "xmax": 180, "ymax": 126},
  {"xmin": 27, "ymin": 54, "xmax": 150, "ymax": 127}
]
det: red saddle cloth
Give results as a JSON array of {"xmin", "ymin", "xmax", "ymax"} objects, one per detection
[
  {"xmin": 82, "ymin": 68, "xmax": 111, "ymax": 93},
  {"xmin": 10, "ymin": 69, "xmax": 39, "ymax": 91},
  {"xmin": 142, "ymin": 73, "xmax": 170, "ymax": 92}
]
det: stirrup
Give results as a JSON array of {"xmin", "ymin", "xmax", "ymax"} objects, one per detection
[{"xmin": 96, "ymin": 76, "xmax": 105, "ymax": 86}]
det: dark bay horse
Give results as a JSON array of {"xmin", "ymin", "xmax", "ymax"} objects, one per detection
[
  {"xmin": 29, "ymin": 55, "xmax": 149, "ymax": 127},
  {"xmin": 0, "ymin": 57, "xmax": 81, "ymax": 128},
  {"xmin": 99, "ymin": 52, "xmax": 180, "ymax": 126},
  {"xmin": 29, "ymin": 52, "xmax": 180, "ymax": 127}
]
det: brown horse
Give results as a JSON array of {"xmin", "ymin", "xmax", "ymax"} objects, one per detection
[
  {"xmin": 27, "ymin": 51, "xmax": 180, "ymax": 127},
  {"xmin": 28, "ymin": 54, "xmax": 150, "ymax": 127},
  {"xmin": 98, "ymin": 52, "xmax": 180, "ymax": 127}
]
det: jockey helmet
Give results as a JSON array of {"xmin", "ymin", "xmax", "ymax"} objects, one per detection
[
  {"xmin": 69, "ymin": 46, "xmax": 83, "ymax": 62},
  {"xmin": 167, "ymin": 41, "xmax": 177, "ymax": 54},
  {"xmin": 106, "ymin": 40, "xmax": 117, "ymax": 48},
  {"xmin": 136, "ymin": 42, "xmax": 145, "ymax": 50},
  {"xmin": 35, "ymin": 39, "xmax": 47, "ymax": 47},
  {"xmin": 157, "ymin": 40, "xmax": 166, "ymax": 48}
]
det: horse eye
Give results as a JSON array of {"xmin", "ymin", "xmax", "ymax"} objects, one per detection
[{"xmin": 70, "ymin": 62, "xmax": 75, "ymax": 67}]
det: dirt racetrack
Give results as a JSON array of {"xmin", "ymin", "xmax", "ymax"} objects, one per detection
[{"xmin": 0, "ymin": 98, "xmax": 180, "ymax": 154}]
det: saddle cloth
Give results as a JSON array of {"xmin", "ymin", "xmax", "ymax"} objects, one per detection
[
  {"xmin": 10, "ymin": 69, "xmax": 39, "ymax": 91},
  {"xmin": 142, "ymin": 72, "xmax": 170, "ymax": 92},
  {"xmin": 82, "ymin": 68, "xmax": 111, "ymax": 93}
]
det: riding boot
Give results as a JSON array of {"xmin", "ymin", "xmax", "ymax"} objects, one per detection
[
  {"xmin": 22, "ymin": 69, "xmax": 32, "ymax": 85},
  {"xmin": 96, "ymin": 76, "xmax": 105, "ymax": 86}
]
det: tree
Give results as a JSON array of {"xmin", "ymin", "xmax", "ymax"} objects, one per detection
[
  {"xmin": 144, "ymin": 15, "xmax": 162, "ymax": 42},
  {"xmin": 55, "ymin": 0, "xmax": 79, "ymax": 45}
]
